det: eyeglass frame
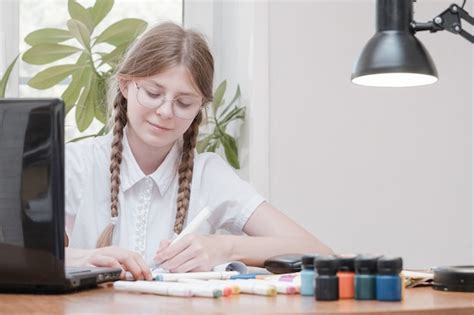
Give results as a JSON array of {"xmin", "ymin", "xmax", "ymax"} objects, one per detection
[{"xmin": 133, "ymin": 81, "xmax": 207, "ymax": 119}]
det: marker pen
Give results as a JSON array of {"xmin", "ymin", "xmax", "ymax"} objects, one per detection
[
  {"xmin": 125, "ymin": 207, "xmax": 214, "ymax": 280},
  {"xmin": 181, "ymin": 283, "xmax": 222, "ymax": 298},
  {"xmin": 210, "ymin": 279, "xmax": 277, "ymax": 296},
  {"xmin": 178, "ymin": 278, "xmax": 233, "ymax": 296},
  {"xmin": 230, "ymin": 273, "xmax": 270, "ymax": 280},
  {"xmin": 235, "ymin": 279, "xmax": 298, "ymax": 295},
  {"xmin": 114, "ymin": 280, "xmax": 193, "ymax": 297},
  {"xmin": 154, "ymin": 271, "xmax": 239, "ymax": 281}
]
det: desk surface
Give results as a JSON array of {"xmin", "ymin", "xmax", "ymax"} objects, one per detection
[{"xmin": 0, "ymin": 285, "xmax": 473, "ymax": 314}]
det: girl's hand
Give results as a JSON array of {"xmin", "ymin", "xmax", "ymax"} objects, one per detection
[
  {"xmin": 66, "ymin": 246, "xmax": 153, "ymax": 280},
  {"xmin": 153, "ymin": 235, "xmax": 232, "ymax": 273}
]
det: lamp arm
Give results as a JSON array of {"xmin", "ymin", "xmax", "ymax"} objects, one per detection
[{"xmin": 411, "ymin": 3, "xmax": 473, "ymax": 43}]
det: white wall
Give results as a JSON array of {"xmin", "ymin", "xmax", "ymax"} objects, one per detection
[
  {"xmin": 185, "ymin": 0, "xmax": 270, "ymax": 198},
  {"xmin": 187, "ymin": 0, "xmax": 473, "ymax": 269},
  {"xmin": 267, "ymin": 0, "xmax": 473, "ymax": 268}
]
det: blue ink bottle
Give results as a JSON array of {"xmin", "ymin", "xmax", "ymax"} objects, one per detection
[
  {"xmin": 376, "ymin": 256, "xmax": 403, "ymax": 301},
  {"xmin": 354, "ymin": 255, "xmax": 378, "ymax": 300},
  {"xmin": 300, "ymin": 255, "xmax": 316, "ymax": 296},
  {"xmin": 314, "ymin": 255, "xmax": 339, "ymax": 301}
]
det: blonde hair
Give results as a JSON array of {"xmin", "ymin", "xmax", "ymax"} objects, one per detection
[{"xmin": 96, "ymin": 22, "xmax": 214, "ymax": 248}]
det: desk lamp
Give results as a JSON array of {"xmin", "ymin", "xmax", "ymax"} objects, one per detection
[{"xmin": 351, "ymin": 0, "xmax": 473, "ymax": 87}]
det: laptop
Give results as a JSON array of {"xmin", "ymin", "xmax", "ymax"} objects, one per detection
[{"xmin": 0, "ymin": 98, "xmax": 121, "ymax": 293}]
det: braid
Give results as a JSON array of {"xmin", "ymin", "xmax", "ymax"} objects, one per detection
[
  {"xmin": 174, "ymin": 111, "xmax": 202, "ymax": 234},
  {"xmin": 96, "ymin": 93, "xmax": 127, "ymax": 248}
]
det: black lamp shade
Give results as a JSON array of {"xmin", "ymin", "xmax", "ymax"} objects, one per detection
[{"xmin": 351, "ymin": 0, "xmax": 438, "ymax": 87}]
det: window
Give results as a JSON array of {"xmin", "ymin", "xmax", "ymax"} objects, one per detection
[{"xmin": 17, "ymin": 0, "xmax": 183, "ymax": 140}]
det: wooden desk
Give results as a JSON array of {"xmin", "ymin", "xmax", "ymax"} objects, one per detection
[{"xmin": 0, "ymin": 285, "xmax": 472, "ymax": 314}]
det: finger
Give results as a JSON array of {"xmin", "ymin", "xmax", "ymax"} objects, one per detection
[
  {"xmin": 160, "ymin": 245, "xmax": 197, "ymax": 271},
  {"xmin": 88, "ymin": 254, "xmax": 123, "ymax": 270},
  {"xmin": 173, "ymin": 256, "xmax": 207, "ymax": 273},
  {"xmin": 156, "ymin": 239, "xmax": 172, "ymax": 253},
  {"xmin": 154, "ymin": 236, "xmax": 192, "ymax": 264},
  {"xmin": 122, "ymin": 256, "xmax": 144, "ymax": 280},
  {"xmin": 132, "ymin": 253, "xmax": 153, "ymax": 281}
]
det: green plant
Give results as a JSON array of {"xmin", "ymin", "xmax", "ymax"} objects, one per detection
[
  {"xmin": 197, "ymin": 80, "xmax": 245, "ymax": 169},
  {"xmin": 22, "ymin": 0, "xmax": 246, "ymax": 169},
  {"xmin": 0, "ymin": 55, "xmax": 20, "ymax": 98},
  {"xmin": 22, "ymin": 0, "xmax": 147, "ymax": 132}
]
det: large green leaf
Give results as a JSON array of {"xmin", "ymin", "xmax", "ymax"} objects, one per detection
[
  {"xmin": 212, "ymin": 80, "xmax": 226, "ymax": 115},
  {"xmin": 207, "ymin": 141, "xmax": 218, "ymax": 153},
  {"xmin": 25, "ymin": 28, "xmax": 73, "ymax": 46},
  {"xmin": 0, "ymin": 54, "xmax": 19, "ymax": 98},
  {"xmin": 97, "ymin": 125, "xmax": 108, "ymax": 136},
  {"xmin": 62, "ymin": 54, "xmax": 91, "ymax": 114},
  {"xmin": 67, "ymin": 19, "xmax": 91, "ymax": 49},
  {"xmin": 94, "ymin": 77, "xmax": 107, "ymax": 124},
  {"xmin": 219, "ymin": 85, "xmax": 241, "ymax": 119},
  {"xmin": 98, "ymin": 42, "xmax": 129, "ymax": 67},
  {"xmin": 220, "ymin": 106, "xmax": 246, "ymax": 130},
  {"xmin": 28, "ymin": 64, "xmax": 83, "ymax": 90},
  {"xmin": 67, "ymin": 134, "xmax": 97, "ymax": 143},
  {"xmin": 68, "ymin": 0, "xmax": 94, "ymax": 33},
  {"xmin": 75, "ymin": 72, "xmax": 96, "ymax": 132},
  {"xmin": 94, "ymin": 18, "xmax": 147, "ymax": 46},
  {"xmin": 62, "ymin": 74, "xmax": 84, "ymax": 114},
  {"xmin": 197, "ymin": 134, "xmax": 213, "ymax": 153},
  {"xmin": 89, "ymin": 0, "xmax": 114, "ymax": 27},
  {"xmin": 221, "ymin": 132, "xmax": 240, "ymax": 169},
  {"xmin": 22, "ymin": 43, "xmax": 81, "ymax": 65}
]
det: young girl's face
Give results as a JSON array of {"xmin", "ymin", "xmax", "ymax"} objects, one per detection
[{"xmin": 119, "ymin": 65, "xmax": 203, "ymax": 150}]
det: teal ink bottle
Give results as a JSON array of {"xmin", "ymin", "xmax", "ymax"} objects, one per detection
[
  {"xmin": 376, "ymin": 256, "xmax": 403, "ymax": 301},
  {"xmin": 314, "ymin": 256, "xmax": 339, "ymax": 301},
  {"xmin": 300, "ymin": 255, "xmax": 316, "ymax": 296},
  {"xmin": 354, "ymin": 255, "xmax": 378, "ymax": 300}
]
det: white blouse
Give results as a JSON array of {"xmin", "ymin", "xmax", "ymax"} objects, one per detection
[{"xmin": 65, "ymin": 130, "xmax": 265, "ymax": 265}]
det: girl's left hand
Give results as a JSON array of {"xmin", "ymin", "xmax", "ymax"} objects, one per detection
[{"xmin": 153, "ymin": 234, "xmax": 232, "ymax": 272}]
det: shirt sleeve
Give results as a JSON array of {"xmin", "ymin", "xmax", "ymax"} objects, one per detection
[
  {"xmin": 198, "ymin": 153, "xmax": 266, "ymax": 234},
  {"xmin": 64, "ymin": 142, "xmax": 88, "ymax": 237}
]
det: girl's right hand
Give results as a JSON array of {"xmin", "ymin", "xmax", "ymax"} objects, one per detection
[{"xmin": 83, "ymin": 246, "xmax": 153, "ymax": 281}]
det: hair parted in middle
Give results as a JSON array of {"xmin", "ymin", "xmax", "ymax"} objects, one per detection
[{"xmin": 95, "ymin": 22, "xmax": 214, "ymax": 248}]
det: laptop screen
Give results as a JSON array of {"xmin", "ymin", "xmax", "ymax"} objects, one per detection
[{"xmin": 0, "ymin": 98, "xmax": 66, "ymax": 285}]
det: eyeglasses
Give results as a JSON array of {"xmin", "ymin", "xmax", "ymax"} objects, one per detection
[{"xmin": 134, "ymin": 81, "xmax": 203, "ymax": 119}]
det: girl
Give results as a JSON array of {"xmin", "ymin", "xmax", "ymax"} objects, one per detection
[{"xmin": 65, "ymin": 22, "xmax": 333, "ymax": 280}]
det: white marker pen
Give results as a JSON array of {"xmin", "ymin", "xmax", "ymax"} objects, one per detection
[
  {"xmin": 154, "ymin": 271, "xmax": 239, "ymax": 282},
  {"xmin": 114, "ymin": 280, "xmax": 192, "ymax": 297},
  {"xmin": 209, "ymin": 279, "xmax": 277, "ymax": 296}
]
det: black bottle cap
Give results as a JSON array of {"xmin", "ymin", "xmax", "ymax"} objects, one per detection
[
  {"xmin": 314, "ymin": 255, "xmax": 339, "ymax": 275},
  {"xmin": 302, "ymin": 255, "xmax": 316, "ymax": 269},
  {"xmin": 377, "ymin": 256, "xmax": 403, "ymax": 275},
  {"xmin": 336, "ymin": 254, "xmax": 356, "ymax": 272},
  {"xmin": 354, "ymin": 255, "xmax": 379, "ymax": 274}
]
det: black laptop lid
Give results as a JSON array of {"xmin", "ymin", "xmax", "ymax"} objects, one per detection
[{"xmin": 0, "ymin": 98, "xmax": 66, "ymax": 286}]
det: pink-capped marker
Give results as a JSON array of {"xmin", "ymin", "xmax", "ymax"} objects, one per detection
[
  {"xmin": 210, "ymin": 279, "xmax": 277, "ymax": 296},
  {"xmin": 234, "ymin": 279, "xmax": 298, "ymax": 295},
  {"xmin": 178, "ymin": 278, "xmax": 233, "ymax": 297}
]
